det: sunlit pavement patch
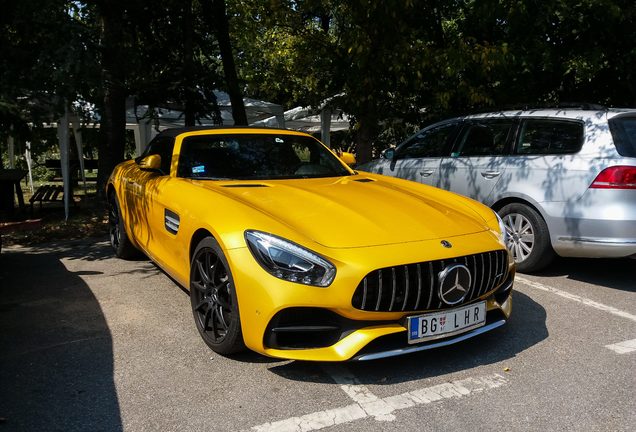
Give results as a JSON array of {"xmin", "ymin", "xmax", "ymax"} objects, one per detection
[
  {"xmin": 515, "ymin": 276, "xmax": 636, "ymax": 322},
  {"xmin": 248, "ymin": 371, "xmax": 508, "ymax": 432},
  {"xmin": 516, "ymin": 276, "xmax": 636, "ymax": 356},
  {"xmin": 605, "ymin": 338, "xmax": 636, "ymax": 354}
]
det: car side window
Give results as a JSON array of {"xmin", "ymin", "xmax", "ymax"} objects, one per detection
[
  {"xmin": 453, "ymin": 121, "xmax": 513, "ymax": 157},
  {"xmin": 140, "ymin": 136, "xmax": 175, "ymax": 175},
  {"xmin": 397, "ymin": 124, "xmax": 457, "ymax": 159},
  {"xmin": 609, "ymin": 116, "xmax": 636, "ymax": 157},
  {"xmin": 515, "ymin": 119, "xmax": 584, "ymax": 155}
]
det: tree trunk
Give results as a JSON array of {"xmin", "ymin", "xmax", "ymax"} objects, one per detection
[
  {"xmin": 183, "ymin": 0, "xmax": 196, "ymax": 126},
  {"xmin": 203, "ymin": 0, "xmax": 248, "ymax": 126},
  {"xmin": 96, "ymin": 3, "xmax": 127, "ymax": 199},
  {"xmin": 355, "ymin": 115, "xmax": 378, "ymax": 165},
  {"xmin": 320, "ymin": 13, "xmax": 330, "ymax": 32}
]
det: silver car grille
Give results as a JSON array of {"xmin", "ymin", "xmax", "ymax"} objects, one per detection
[{"xmin": 351, "ymin": 249, "xmax": 510, "ymax": 312}]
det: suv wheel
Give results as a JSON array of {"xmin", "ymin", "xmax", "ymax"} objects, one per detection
[{"xmin": 499, "ymin": 203, "xmax": 555, "ymax": 273}]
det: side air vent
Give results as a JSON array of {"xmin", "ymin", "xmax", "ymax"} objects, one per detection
[{"xmin": 354, "ymin": 178, "xmax": 376, "ymax": 183}]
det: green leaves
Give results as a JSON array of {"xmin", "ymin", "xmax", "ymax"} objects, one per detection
[{"xmin": 2, "ymin": 0, "xmax": 634, "ymax": 165}]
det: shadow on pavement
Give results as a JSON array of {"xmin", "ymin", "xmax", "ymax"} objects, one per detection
[
  {"xmin": 0, "ymin": 244, "xmax": 122, "ymax": 431},
  {"xmin": 533, "ymin": 257, "xmax": 635, "ymax": 292},
  {"xmin": 269, "ymin": 290, "xmax": 547, "ymax": 384}
]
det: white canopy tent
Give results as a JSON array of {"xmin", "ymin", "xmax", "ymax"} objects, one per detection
[
  {"xmin": 253, "ymin": 104, "xmax": 351, "ymax": 147},
  {"xmin": 126, "ymin": 91, "xmax": 285, "ymax": 155}
]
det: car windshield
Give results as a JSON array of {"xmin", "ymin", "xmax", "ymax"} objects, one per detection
[{"xmin": 177, "ymin": 133, "xmax": 351, "ymax": 180}]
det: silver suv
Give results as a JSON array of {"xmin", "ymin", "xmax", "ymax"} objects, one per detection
[{"xmin": 359, "ymin": 109, "xmax": 636, "ymax": 272}]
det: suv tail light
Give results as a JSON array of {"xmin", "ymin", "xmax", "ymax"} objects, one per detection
[{"xmin": 589, "ymin": 166, "xmax": 636, "ymax": 189}]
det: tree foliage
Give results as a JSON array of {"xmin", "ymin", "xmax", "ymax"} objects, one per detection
[
  {"xmin": 1, "ymin": 0, "xmax": 634, "ymax": 170},
  {"xmin": 231, "ymin": 0, "xmax": 636, "ymax": 161},
  {"xmin": 0, "ymin": 1, "xmax": 96, "ymax": 139}
]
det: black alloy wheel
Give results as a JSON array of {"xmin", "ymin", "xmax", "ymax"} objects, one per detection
[
  {"xmin": 190, "ymin": 237, "xmax": 244, "ymax": 355},
  {"xmin": 108, "ymin": 194, "xmax": 121, "ymax": 249},
  {"xmin": 108, "ymin": 192, "xmax": 139, "ymax": 259}
]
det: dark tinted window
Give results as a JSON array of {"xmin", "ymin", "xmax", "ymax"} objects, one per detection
[
  {"xmin": 609, "ymin": 116, "xmax": 636, "ymax": 157},
  {"xmin": 177, "ymin": 134, "xmax": 350, "ymax": 180},
  {"xmin": 139, "ymin": 136, "xmax": 175, "ymax": 175},
  {"xmin": 453, "ymin": 121, "xmax": 514, "ymax": 156},
  {"xmin": 397, "ymin": 123, "xmax": 457, "ymax": 158},
  {"xmin": 515, "ymin": 120, "xmax": 583, "ymax": 155}
]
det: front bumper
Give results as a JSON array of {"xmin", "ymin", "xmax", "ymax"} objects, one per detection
[
  {"xmin": 263, "ymin": 293, "xmax": 512, "ymax": 362},
  {"xmin": 353, "ymin": 315, "xmax": 508, "ymax": 361},
  {"xmin": 226, "ymin": 231, "xmax": 514, "ymax": 361}
]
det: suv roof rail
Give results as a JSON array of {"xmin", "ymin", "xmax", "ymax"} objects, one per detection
[
  {"xmin": 556, "ymin": 102, "xmax": 607, "ymax": 110},
  {"xmin": 500, "ymin": 102, "xmax": 607, "ymax": 111}
]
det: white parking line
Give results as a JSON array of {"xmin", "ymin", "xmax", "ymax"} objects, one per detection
[
  {"xmin": 605, "ymin": 338, "xmax": 636, "ymax": 354},
  {"xmin": 323, "ymin": 364, "xmax": 396, "ymax": 421},
  {"xmin": 515, "ymin": 276, "xmax": 636, "ymax": 323},
  {"xmin": 248, "ymin": 372, "xmax": 508, "ymax": 432}
]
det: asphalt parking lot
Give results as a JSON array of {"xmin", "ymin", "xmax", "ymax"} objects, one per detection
[{"xmin": 1, "ymin": 239, "xmax": 634, "ymax": 431}]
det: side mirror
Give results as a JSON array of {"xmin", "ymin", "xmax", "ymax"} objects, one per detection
[
  {"xmin": 138, "ymin": 154, "xmax": 162, "ymax": 173},
  {"xmin": 339, "ymin": 151, "xmax": 356, "ymax": 167},
  {"xmin": 382, "ymin": 148, "xmax": 396, "ymax": 160}
]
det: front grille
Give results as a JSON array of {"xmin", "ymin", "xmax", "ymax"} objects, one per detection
[{"xmin": 352, "ymin": 249, "xmax": 509, "ymax": 312}]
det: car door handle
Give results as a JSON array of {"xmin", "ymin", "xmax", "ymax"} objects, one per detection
[
  {"xmin": 480, "ymin": 171, "xmax": 501, "ymax": 179},
  {"xmin": 420, "ymin": 169, "xmax": 435, "ymax": 177}
]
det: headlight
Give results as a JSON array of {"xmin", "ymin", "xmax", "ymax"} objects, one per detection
[
  {"xmin": 495, "ymin": 212, "xmax": 508, "ymax": 244},
  {"xmin": 245, "ymin": 230, "xmax": 336, "ymax": 287}
]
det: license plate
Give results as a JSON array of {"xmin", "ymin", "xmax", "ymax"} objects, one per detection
[{"xmin": 407, "ymin": 302, "xmax": 486, "ymax": 344}]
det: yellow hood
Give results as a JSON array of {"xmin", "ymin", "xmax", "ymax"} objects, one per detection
[{"xmin": 205, "ymin": 175, "xmax": 489, "ymax": 249}]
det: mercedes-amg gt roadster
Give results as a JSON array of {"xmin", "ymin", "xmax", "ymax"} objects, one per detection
[{"xmin": 107, "ymin": 127, "xmax": 514, "ymax": 361}]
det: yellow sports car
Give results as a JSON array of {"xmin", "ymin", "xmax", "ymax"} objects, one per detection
[{"xmin": 107, "ymin": 127, "xmax": 514, "ymax": 361}]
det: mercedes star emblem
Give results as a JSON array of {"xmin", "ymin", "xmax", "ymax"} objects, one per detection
[{"xmin": 438, "ymin": 264, "xmax": 472, "ymax": 305}]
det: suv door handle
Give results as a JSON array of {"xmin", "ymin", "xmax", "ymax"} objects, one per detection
[
  {"xmin": 481, "ymin": 171, "xmax": 501, "ymax": 179},
  {"xmin": 420, "ymin": 169, "xmax": 435, "ymax": 177}
]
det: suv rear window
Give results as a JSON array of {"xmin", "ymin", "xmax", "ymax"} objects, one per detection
[
  {"xmin": 609, "ymin": 116, "xmax": 636, "ymax": 157},
  {"xmin": 515, "ymin": 119, "xmax": 584, "ymax": 155}
]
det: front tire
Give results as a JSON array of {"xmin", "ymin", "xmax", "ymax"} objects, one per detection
[
  {"xmin": 108, "ymin": 192, "xmax": 140, "ymax": 260},
  {"xmin": 499, "ymin": 203, "xmax": 555, "ymax": 273},
  {"xmin": 190, "ymin": 237, "xmax": 245, "ymax": 355}
]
